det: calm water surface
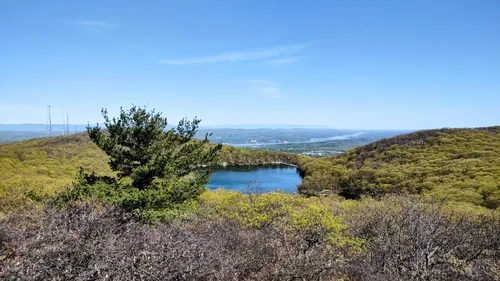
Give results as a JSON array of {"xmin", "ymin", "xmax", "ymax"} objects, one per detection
[{"xmin": 207, "ymin": 164, "xmax": 302, "ymax": 193}]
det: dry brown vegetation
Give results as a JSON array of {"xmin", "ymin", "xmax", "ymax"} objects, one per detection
[{"xmin": 1, "ymin": 195, "xmax": 499, "ymax": 281}]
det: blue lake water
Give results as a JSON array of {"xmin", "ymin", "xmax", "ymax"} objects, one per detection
[{"xmin": 207, "ymin": 164, "xmax": 302, "ymax": 193}]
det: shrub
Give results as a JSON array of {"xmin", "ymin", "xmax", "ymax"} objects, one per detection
[
  {"xmin": 87, "ymin": 106, "xmax": 221, "ymax": 190},
  {"xmin": 0, "ymin": 201, "xmax": 355, "ymax": 281},
  {"xmin": 54, "ymin": 106, "xmax": 221, "ymax": 216},
  {"xmin": 343, "ymin": 196, "xmax": 500, "ymax": 280},
  {"xmin": 199, "ymin": 189, "xmax": 363, "ymax": 251}
]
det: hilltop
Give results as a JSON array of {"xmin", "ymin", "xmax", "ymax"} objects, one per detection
[{"xmin": 298, "ymin": 126, "xmax": 500, "ymax": 208}]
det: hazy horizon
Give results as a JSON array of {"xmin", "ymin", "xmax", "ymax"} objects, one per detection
[{"xmin": 0, "ymin": 122, "xmax": 491, "ymax": 132}]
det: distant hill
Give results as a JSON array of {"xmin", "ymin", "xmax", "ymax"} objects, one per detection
[{"xmin": 298, "ymin": 126, "xmax": 500, "ymax": 209}]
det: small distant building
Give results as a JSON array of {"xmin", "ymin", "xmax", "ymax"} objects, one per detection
[{"xmin": 301, "ymin": 151, "xmax": 324, "ymax": 157}]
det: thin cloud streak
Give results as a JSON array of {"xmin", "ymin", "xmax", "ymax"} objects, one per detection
[
  {"xmin": 75, "ymin": 20, "xmax": 118, "ymax": 29},
  {"xmin": 255, "ymin": 86, "xmax": 282, "ymax": 99},
  {"xmin": 260, "ymin": 87, "xmax": 279, "ymax": 93},
  {"xmin": 267, "ymin": 57, "xmax": 300, "ymax": 67},
  {"xmin": 159, "ymin": 44, "xmax": 305, "ymax": 65}
]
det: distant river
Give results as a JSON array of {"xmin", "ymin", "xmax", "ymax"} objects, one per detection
[
  {"xmin": 207, "ymin": 164, "xmax": 302, "ymax": 193},
  {"xmin": 231, "ymin": 132, "xmax": 366, "ymax": 147}
]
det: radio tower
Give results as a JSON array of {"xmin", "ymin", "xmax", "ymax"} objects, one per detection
[
  {"xmin": 66, "ymin": 113, "xmax": 69, "ymax": 135},
  {"xmin": 46, "ymin": 105, "xmax": 52, "ymax": 137}
]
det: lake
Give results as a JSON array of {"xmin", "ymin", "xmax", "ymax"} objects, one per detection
[{"xmin": 207, "ymin": 164, "xmax": 302, "ymax": 193}]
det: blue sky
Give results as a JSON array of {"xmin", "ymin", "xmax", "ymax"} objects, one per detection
[{"xmin": 1, "ymin": 0, "xmax": 499, "ymax": 129}]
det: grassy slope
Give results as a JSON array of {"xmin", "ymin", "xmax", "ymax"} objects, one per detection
[
  {"xmin": 299, "ymin": 126, "xmax": 500, "ymax": 208},
  {"xmin": 0, "ymin": 134, "xmax": 110, "ymax": 211},
  {"xmin": 0, "ymin": 133, "xmax": 302, "ymax": 212}
]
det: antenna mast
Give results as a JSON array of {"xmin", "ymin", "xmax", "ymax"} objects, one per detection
[{"xmin": 47, "ymin": 105, "xmax": 52, "ymax": 137}]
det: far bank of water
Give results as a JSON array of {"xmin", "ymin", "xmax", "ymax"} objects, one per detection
[{"xmin": 207, "ymin": 164, "xmax": 302, "ymax": 193}]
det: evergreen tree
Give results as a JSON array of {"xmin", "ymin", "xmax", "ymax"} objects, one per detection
[{"xmin": 86, "ymin": 106, "xmax": 221, "ymax": 203}]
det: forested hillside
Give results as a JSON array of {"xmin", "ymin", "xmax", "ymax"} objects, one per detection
[
  {"xmin": 3, "ymin": 126, "xmax": 500, "ymax": 212},
  {"xmin": 298, "ymin": 126, "xmax": 500, "ymax": 209},
  {"xmin": 0, "ymin": 133, "xmax": 300, "ymax": 212}
]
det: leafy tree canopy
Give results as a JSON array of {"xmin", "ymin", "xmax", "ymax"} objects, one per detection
[{"xmin": 63, "ymin": 106, "xmax": 224, "ymax": 213}]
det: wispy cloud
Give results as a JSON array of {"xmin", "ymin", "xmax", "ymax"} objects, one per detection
[
  {"xmin": 260, "ymin": 87, "xmax": 279, "ymax": 93},
  {"xmin": 159, "ymin": 44, "xmax": 305, "ymax": 65},
  {"xmin": 74, "ymin": 20, "xmax": 118, "ymax": 32},
  {"xmin": 267, "ymin": 57, "xmax": 300, "ymax": 68},
  {"xmin": 243, "ymin": 80, "xmax": 282, "ymax": 98}
]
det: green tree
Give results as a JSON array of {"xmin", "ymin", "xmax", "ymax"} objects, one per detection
[{"xmin": 86, "ymin": 106, "xmax": 221, "ymax": 199}]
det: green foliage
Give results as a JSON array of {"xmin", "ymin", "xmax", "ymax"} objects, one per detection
[
  {"xmin": 52, "ymin": 168, "xmax": 200, "ymax": 220},
  {"xmin": 87, "ymin": 106, "xmax": 222, "ymax": 190},
  {"xmin": 198, "ymin": 189, "xmax": 363, "ymax": 250},
  {"xmin": 50, "ymin": 106, "xmax": 220, "ymax": 215},
  {"xmin": 299, "ymin": 127, "xmax": 500, "ymax": 209},
  {"xmin": 219, "ymin": 144, "xmax": 302, "ymax": 165}
]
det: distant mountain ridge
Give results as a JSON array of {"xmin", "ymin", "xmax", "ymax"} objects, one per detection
[
  {"xmin": 201, "ymin": 124, "xmax": 332, "ymax": 129},
  {"xmin": 0, "ymin": 123, "xmax": 332, "ymax": 131},
  {"xmin": 0, "ymin": 124, "xmax": 87, "ymax": 132}
]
